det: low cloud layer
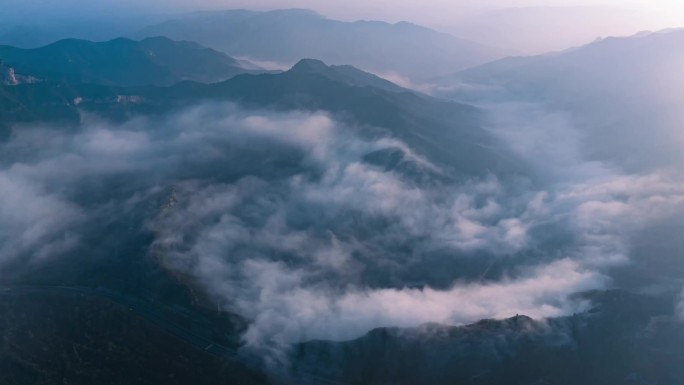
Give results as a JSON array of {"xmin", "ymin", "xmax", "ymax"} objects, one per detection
[
  {"xmin": 0, "ymin": 172, "xmax": 84, "ymax": 265},
  {"xmin": 1, "ymin": 101, "xmax": 683, "ymax": 361}
]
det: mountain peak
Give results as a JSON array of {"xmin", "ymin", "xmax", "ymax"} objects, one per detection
[
  {"xmin": 289, "ymin": 58, "xmax": 330, "ymax": 73},
  {"xmin": 288, "ymin": 58, "xmax": 410, "ymax": 93},
  {"xmin": 264, "ymin": 8, "xmax": 323, "ymax": 18},
  {"xmin": 0, "ymin": 60, "xmax": 18, "ymax": 85}
]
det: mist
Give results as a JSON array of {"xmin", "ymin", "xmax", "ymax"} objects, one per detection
[{"xmin": 2, "ymin": 93, "xmax": 684, "ymax": 366}]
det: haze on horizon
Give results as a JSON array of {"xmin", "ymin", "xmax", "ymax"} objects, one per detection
[{"xmin": 2, "ymin": 0, "xmax": 683, "ymax": 54}]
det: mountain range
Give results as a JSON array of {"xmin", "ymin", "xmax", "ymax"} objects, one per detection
[
  {"xmin": 443, "ymin": 28, "xmax": 684, "ymax": 172},
  {"xmin": 0, "ymin": 56, "xmax": 517, "ymax": 178},
  {"xmin": 0, "ymin": 36, "xmax": 263, "ymax": 87},
  {"xmin": 136, "ymin": 9, "xmax": 508, "ymax": 81}
]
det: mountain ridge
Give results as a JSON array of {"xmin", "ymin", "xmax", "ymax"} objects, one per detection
[
  {"xmin": 0, "ymin": 36, "xmax": 263, "ymax": 87},
  {"xmin": 290, "ymin": 290, "xmax": 681, "ymax": 385},
  {"xmin": 136, "ymin": 8, "xmax": 509, "ymax": 81},
  {"xmin": 0, "ymin": 58, "xmax": 520, "ymax": 178}
]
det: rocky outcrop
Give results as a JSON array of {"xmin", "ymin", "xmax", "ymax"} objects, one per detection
[
  {"xmin": 0, "ymin": 60, "xmax": 40, "ymax": 85},
  {"xmin": 0, "ymin": 60, "xmax": 18, "ymax": 85}
]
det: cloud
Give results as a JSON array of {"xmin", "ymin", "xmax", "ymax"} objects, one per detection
[
  {"xmin": 0, "ymin": 172, "xmax": 84, "ymax": 266},
  {"xmin": 139, "ymin": 103, "xmax": 681, "ymax": 355},
  {"xmin": 2, "ymin": 101, "xmax": 683, "ymax": 364},
  {"xmin": 373, "ymin": 71, "xmax": 440, "ymax": 95},
  {"xmin": 234, "ymin": 56, "xmax": 293, "ymax": 72},
  {"xmin": 237, "ymin": 258, "xmax": 604, "ymax": 349},
  {"xmin": 678, "ymin": 288, "xmax": 684, "ymax": 321}
]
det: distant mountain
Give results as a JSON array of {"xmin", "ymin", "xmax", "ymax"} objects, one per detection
[
  {"xmin": 448, "ymin": 6, "xmax": 651, "ymax": 55},
  {"xmin": 0, "ymin": 16, "xmax": 155, "ymax": 48},
  {"xmin": 0, "ymin": 37, "xmax": 263, "ymax": 87},
  {"xmin": 0, "ymin": 25, "xmax": 52, "ymax": 48},
  {"xmin": 453, "ymin": 29, "xmax": 684, "ymax": 92},
  {"xmin": 135, "ymin": 9, "xmax": 508, "ymax": 82},
  {"xmin": 444, "ymin": 29, "xmax": 684, "ymax": 172}
]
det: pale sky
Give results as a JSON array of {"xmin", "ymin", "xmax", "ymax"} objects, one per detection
[{"xmin": 4, "ymin": 0, "xmax": 684, "ymax": 23}]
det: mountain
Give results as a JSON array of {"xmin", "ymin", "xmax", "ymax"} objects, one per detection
[
  {"xmin": 7, "ymin": 287, "xmax": 681, "ymax": 385},
  {"xmin": 443, "ymin": 29, "xmax": 684, "ymax": 172},
  {"xmin": 0, "ymin": 37, "xmax": 263, "ymax": 87},
  {"xmin": 0, "ymin": 15, "xmax": 155, "ymax": 48},
  {"xmin": 0, "ymin": 56, "xmax": 528, "ymax": 384},
  {"xmin": 288, "ymin": 58, "xmax": 407, "ymax": 93},
  {"xmin": 291, "ymin": 290, "xmax": 682, "ymax": 385},
  {"xmin": 0, "ymin": 59, "xmax": 519, "ymax": 178},
  {"xmin": 135, "ymin": 9, "xmax": 508, "ymax": 82},
  {"xmin": 0, "ymin": 25, "xmax": 51, "ymax": 49}
]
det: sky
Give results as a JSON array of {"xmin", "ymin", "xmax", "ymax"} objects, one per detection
[{"xmin": 4, "ymin": 0, "xmax": 684, "ymax": 25}]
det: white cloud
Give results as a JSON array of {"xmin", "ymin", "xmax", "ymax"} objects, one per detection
[
  {"xmin": 237, "ymin": 258, "xmax": 605, "ymax": 349},
  {"xmin": 0, "ymin": 173, "xmax": 84, "ymax": 265},
  {"xmin": 3, "ymin": 101, "xmax": 684, "ymax": 362},
  {"xmin": 140, "ymin": 103, "xmax": 681, "ymax": 355}
]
